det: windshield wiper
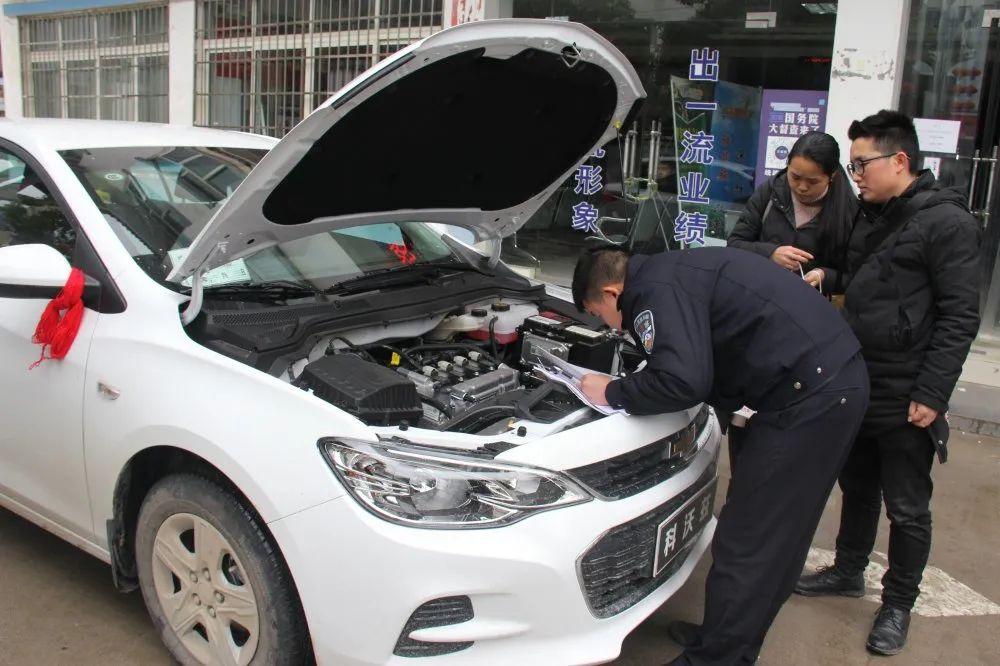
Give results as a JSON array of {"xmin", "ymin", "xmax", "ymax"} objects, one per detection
[
  {"xmin": 203, "ymin": 280, "xmax": 323, "ymax": 300},
  {"xmin": 328, "ymin": 260, "xmax": 492, "ymax": 295}
]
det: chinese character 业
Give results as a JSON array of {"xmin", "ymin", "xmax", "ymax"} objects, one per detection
[
  {"xmin": 571, "ymin": 201, "xmax": 599, "ymax": 233},
  {"xmin": 688, "ymin": 47, "xmax": 720, "ymax": 81},
  {"xmin": 674, "ymin": 211, "xmax": 708, "ymax": 246},
  {"xmin": 574, "ymin": 164, "xmax": 603, "ymax": 196},
  {"xmin": 679, "ymin": 130, "xmax": 715, "ymax": 165},
  {"xmin": 678, "ymin": 172, "xmax": 711, "ymax": 205}
]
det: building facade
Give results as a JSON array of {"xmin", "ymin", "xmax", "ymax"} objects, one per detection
[{"xmin": 1, "ymin": 0, "xmax": 998, "ymax": 350}]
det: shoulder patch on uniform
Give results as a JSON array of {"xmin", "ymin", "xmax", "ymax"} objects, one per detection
[{"xmin": 634, "ymin": 309, "xmax": 655, "ymax": 353}]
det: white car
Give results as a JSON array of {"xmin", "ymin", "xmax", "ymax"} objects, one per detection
[{"xmin": 0, "ymin": 19, "xmax": 720, "ymax": 666}]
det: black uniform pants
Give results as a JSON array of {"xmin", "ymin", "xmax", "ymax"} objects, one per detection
[
  {"xmin": 833, "ymin": 422, "xmax": 935, "ymax": 610},
  {"xmin": 677, "ymin": 356, "xmax": 868, "ymax": 665}
]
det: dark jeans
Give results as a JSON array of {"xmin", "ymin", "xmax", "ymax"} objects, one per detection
[
  {"xmin": 834, "ymin": 422, "xmax": 935, "ymax": 610},
  {"xmin": 678, "ymin": 356, "xmax": 869, "ymax": 665}
]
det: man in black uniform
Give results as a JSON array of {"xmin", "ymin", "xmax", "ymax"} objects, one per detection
[
  {"xmin": 794, "ymin": 111, "xmax": 981, "ymax": 656},
  {"xmin": 574, "ymin": 245, "xmax": 868, "ymax": 665}
]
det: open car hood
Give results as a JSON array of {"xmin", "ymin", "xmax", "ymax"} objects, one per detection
[{"xmin": 168, "ymin": 19, "xmax": 645, "ymax": 282}]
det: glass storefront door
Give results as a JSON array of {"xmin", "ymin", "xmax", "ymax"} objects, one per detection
[{"xmin": 901, "ymin": 1, "xmax": 1000, "ymax": 341}]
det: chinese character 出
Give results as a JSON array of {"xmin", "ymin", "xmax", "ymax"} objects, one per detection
[
  {"xmin": 678, "ymin": 172, "xmax": 711, "ymax": 205},
  {"xmin": 680, "ymin": 130, "xmax": 715, "ymax": 165},
  {"xmin": 674, "ymin": 211, "xmax": 709, "ymax": 246},
  {"xmin": 571, "ymin": 201, "xmax": 599, "ymax": 233},
  {"xmin": 688, "ymin": 47, "xmax": 720, "ymax": 81},
  {"xmin": 574, "ymin": 164, "xmax": 603, "ymax": 196}
]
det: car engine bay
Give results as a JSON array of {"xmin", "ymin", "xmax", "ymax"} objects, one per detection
[{"xmin": 191, "ymin": 293, "xmax": 635, "ymax": 436}]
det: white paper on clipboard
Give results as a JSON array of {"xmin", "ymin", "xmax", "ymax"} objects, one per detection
[{"xmin": 533, "ymin": 348, "xmax": 626, "ymax": 416}]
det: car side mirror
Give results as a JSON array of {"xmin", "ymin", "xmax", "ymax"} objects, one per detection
[{"xmin": 0, "ymin": 243, "xmax": 101, "ymax": 304}]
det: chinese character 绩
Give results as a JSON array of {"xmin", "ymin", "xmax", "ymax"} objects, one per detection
[
  {"xmin": 570, "ymin": 201, "xmax": 599, "ymax": 233},
  {"xmin": 688, "ymin": 47, "xmax": 720, "ymax": 82},
  {"xmin": 674, "ymin": 211, "xmax": 709, "ymax": 246},
  {"xmin": 663, "ymin": 524, "xmax": 678, "ymax": 556},
  {"xmin": 678, "ymin": 172, "xmax": 711, "ymax": 205},
  {"xmin": 573, "ymin": 164, "xmax": 603, "ymax": 196},
  {"xmin": 679, "ymin": 130, "xmax": 715, "ymax": 165}
]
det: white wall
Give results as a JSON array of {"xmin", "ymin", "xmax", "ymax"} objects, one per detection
[{"xmin": 825, "ymin": 0, "xmax": 911, "ymax": 161}]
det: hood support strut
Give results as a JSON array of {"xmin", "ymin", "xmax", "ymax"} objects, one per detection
[{"xmin": 181, "ymin": 269, "xmax": 205, "ymax": 326}]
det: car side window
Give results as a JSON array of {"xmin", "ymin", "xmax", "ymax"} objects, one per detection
[{"xmin": 0, "ymin": 149, "xmax": 77, "ymax": 260}]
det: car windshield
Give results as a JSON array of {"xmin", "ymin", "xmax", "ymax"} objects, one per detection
[{"xmin": 59, "ymin": 146, "xmax": 459, "ymax": 291}]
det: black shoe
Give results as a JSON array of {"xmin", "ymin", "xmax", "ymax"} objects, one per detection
[
  {"xmin": 866, "ymin": 605, "xmax": 910, "ymax": 656},
  {"xmin": 794, "ymin": 565, "xmax": 865, "ymax": 597},
  {"xmin": 666, "ymin": 620, "xmax": 700, "ymax": 648}
]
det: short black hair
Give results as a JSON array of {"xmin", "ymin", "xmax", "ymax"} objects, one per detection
[
  {"xmin": 572, "ymin": 246, "xmax": 628, "ymax": 310},
  {"xmin": 848, "ymin": 110, "xmax": 921, "ymax": 175}
]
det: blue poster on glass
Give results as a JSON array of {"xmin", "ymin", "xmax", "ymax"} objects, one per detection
[
  {"xmin": 755, "ymin": 89, "xmax": 828, "ymax": 186},
  {"xmin": 706, "ymin": 80, "xmax": 761, "ymax": 206}
]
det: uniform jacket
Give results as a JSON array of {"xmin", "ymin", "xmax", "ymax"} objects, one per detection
[
  {"xmin": 841, "ymin": 170, "xmax": 981, "ymax": 437},
  {"xmin": 605, "ymin": 248, "xmax": 862, "ymax": 421},
  {"xmin": 727, "ymin": 170, "xmax": 858, "ymax": 293}
]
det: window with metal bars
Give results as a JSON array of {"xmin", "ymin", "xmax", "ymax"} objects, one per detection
[
  {"xmin": 19, "ymin": 5, "xmax": 169, "ymax": 122},
  {"xmin": 194, "ymin": 0, "xmax": 443, "ymax": 137}
]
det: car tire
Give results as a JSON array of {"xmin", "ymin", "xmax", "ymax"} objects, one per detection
[{"xmin": 135, "ymin": 473, "xmax": 311, "ymax": 666}]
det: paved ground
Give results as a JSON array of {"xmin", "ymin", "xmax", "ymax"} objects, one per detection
[{"xmin": 1, "ymin": 431, "xmax": 998, "ymax": 665}]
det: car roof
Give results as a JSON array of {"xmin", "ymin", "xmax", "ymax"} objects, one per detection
[{"xmin": 0, "ymin": 119, "xmax": 278, "ymax": 152}]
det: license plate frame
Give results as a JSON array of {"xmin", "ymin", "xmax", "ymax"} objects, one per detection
[{"xmin": 652, "ymin": 478, "xmax": 718, "ymax": 577}]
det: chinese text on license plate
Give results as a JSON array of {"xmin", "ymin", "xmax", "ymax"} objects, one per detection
[{"xmin": 653, "ymin": 478, "xmax": 718, "ymax": 577}]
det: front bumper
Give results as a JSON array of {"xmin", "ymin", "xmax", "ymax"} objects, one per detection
[{"xmin": 269, "ymin": 417, "xmax": 721, "ymax": 666}]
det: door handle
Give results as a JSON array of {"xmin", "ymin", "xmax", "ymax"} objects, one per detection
[{"xmin": 980, "ymin": 145, "xmax": 999, "ymax": 231}]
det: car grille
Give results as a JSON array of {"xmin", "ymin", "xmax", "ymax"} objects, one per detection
[
  {"xmin": 578, "ymin": 461, "xmax": 718, "ymax": 619},
  {"xmin": 393, "ymin": 596, "xmax": 474, "ymax": 658},
  {"xmin": 568, "ymin": 405, "xmax": 711, "ymax": 500}
]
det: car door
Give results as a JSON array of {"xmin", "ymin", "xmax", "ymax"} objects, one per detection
[{"xmin": 0, "ymin": 144, "xmax": 97, "ymax": 538}]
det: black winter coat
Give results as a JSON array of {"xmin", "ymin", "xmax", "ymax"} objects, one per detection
[
  {"xmin": 728, "ymin": 170, "xmax": 858, "ymax": 293},
  {"xmin": 841, "ymin": 171, "xmax": 981, "ymax": 434},
  {"xmin": 605, "ymin": 248, "xmax": 862, "ymax": 419}
]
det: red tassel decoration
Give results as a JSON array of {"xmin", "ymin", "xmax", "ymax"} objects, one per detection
[{"xmin": 29, "ymin": 267, "xmax": 86, "ymax": 369}]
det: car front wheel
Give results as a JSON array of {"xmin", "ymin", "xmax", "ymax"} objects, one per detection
[{"xmin": 135, "ymin": 473, "xmax": 311, "ymax": 666}]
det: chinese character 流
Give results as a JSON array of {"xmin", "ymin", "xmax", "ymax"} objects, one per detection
[{"xmin": 680, "ymin": 130, "xmax": 715, "ymax": 165}]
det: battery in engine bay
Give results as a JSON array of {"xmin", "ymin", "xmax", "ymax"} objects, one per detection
[{"xmin": 518, "ymin": 315, "xmax": 618, "ymax": 374}]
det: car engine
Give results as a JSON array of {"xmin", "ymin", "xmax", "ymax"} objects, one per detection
[{"xmin": 289, "ymin": 299, "xmax": 623, "ymax": 434}]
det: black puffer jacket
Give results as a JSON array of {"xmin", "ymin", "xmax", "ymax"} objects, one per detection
[
  {"xmin": 728, "ymin": 170, "xmax": 858, "ymax": 293},
  {"xmin": 842, "ymin": 171, "xmax": 981, "ymax": 434}
]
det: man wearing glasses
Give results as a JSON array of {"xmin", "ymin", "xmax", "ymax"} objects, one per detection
[{"xmin": 795, "ymin": 110, "xmax": 981, "ymax": 656}]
